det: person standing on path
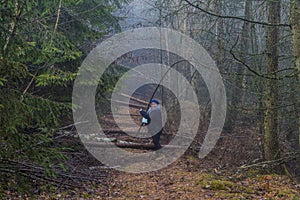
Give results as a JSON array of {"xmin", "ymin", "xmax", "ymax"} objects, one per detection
[{"xmin": 139, "ymin": 99, "xmax": 163, "ymax": 150}]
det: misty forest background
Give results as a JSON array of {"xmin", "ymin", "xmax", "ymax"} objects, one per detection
[{"xmin": 1, "ymin": 0, "xmax": 300, "ymax": 198}]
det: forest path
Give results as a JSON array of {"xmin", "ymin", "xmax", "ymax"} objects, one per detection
[
  {"xmin": 96, "ymin": 107, "xmax": 300, "ymax": 199},
  {"xmin": 105, "ymin": 155, "xmax": 300, "ymax": 200},
  {"xmin": 30, "ymin": 109, "xmax": 300, "ymax": 200}
]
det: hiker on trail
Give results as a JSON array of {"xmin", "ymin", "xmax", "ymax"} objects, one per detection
[{"xmin": 139, "ymin": 99, "xmax": 163, "ymax": 150}]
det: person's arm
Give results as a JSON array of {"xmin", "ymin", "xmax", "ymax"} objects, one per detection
[{"xmin": 139, "ymin": 109, "xmax": 151, "ymax": 124}]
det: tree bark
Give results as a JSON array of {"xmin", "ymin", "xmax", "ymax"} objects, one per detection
[
  {"xmin": 215, "ymin": 0, "xmax": 224, "ymax": 69},
  {"xmin": 289, "ymin": 0, "xmax": 300, "ymax": 182},
  {"xmin": 263, "ymin": 0, "xmax": 281, "ymax": 170},
  {"xmin": 224, "ymin": 0, "xmax": 251, "ymax": 133}
]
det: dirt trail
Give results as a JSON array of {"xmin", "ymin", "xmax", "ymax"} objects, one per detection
[
  {"xmin": 97, "ymin": 111, "xmax": 300, "ymax": 200},
  {"xmin": 106, "ymin": 156, "xmax": 300, "ymax": 200}
]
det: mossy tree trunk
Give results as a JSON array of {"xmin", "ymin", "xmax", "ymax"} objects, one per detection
[
  {"xmin": 263, "ymin": 0, "xmax": 281, "ymax": 169},
  {"xmin": 290, "ymin": 0, "xmax": 300, "ymax": 183}
]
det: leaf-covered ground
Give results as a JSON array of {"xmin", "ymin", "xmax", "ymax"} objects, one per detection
[
  {"xmin": 3, "ymin": 113, "xmax": 299, "ymax": 199},
  {"xmin": 10, "ymin": 155, "xmax": 295, "ymax": 199},
  {"xmin": 3, "ymin": 146, "xmax": 300, "ymax": 199},
  {"xmin": 105, "ymin": 155, "xmax": 300, "ymax": 200}
]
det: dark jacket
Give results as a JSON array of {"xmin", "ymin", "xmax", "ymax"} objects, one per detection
[{"xmin": 140, "ymin": 105, "xmax": 163, "ymax": 135}]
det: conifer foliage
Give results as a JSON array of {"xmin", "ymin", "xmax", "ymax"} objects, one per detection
[{"xmin": 0, "ymin": 0, "xmax": 125, "ymax": 193}]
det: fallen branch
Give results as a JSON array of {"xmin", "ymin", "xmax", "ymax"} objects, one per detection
[
  {"xmin": 239, "ymin": 152, "xmax": 300, "ymax": 169},
  {"xmin": 111, "ymin": 99, "xmax": 146, "ymax": 109},
  {"xmin": 85, "ymin": 141, "xmax": 185, "ymax": 150},
  {"xmin": 115, "ymin": 92, "xmax": 148, "ymax": 105}
]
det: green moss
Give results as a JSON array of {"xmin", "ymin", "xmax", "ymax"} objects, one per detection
[
  {"xmin": 214, "ymin": 191, "xmax": 250, "ymax": 199},
  {"xmin": 208, "ymin": 180, "xmax": 235, "ymax": 191},
  {"xmin": 81, "ymin": 192, "xmax": 93, "ymax": 198},
  {"xmin": 199, "ymin": 179, "xmax": 256, "ymax": 195},
  {"xmin": 195, "ymin": 173, "xmax": 216, "ymax": 186},
  {"xmin": 276, "ymin": 188, "xmax": 300, "ymax": 199}
]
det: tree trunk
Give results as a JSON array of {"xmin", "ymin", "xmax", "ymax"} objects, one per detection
[
  {"xmin": 224, "ymin": 0, "xmax": 251, "ymax": 133},
  {"xmin": 215, "ymin": 0, "xmax": 224, "ymax": 69},
  {"xmin": 263, "ymin": 0, "xmax": 281, "ymax": 170},
  {"xmin": 289, "ymin": 0, "xmax": 300, "ymax": 183}
]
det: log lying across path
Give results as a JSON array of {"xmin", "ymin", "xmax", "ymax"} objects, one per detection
[
  {"xmin": 110, "ymin": 92, "xmax": 148, "ymax": 110},
  {"xmin": 85, "ymin": 141, "xmax": 154, "ymax": 149},
  {"xmin": 102, "ymin": 129, "xmax": 137, "ymax": 135},
  {"xmin": 113, "ymin": 113, "xmax": 141, "ymax": 117},
  {"xmin": 115, "ymin": 92, "xmax": 148, "ymax": 105},
  {"xmin": 84, "ymin": 140, "xmax": 185, "ymax": 150},
  {"xmin": 111, "ymin": 99, "xmax": 145, "ymax": 109}
]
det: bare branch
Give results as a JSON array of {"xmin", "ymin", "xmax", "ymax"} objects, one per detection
[
  {"xmin": 184, "ymin": 0, "xmax": 291, "ymax": 28},
  {"xmin": 229, "ymin": 36, "xmax": 298, "ymax": 80}
]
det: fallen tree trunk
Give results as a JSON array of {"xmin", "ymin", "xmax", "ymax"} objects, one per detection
[
  {"xmin": 84, "ymin": 141, "xmax": 185, "ymax": 150},
  {"xmin": 115, "ymin": 92, "xmax": 148, "ymax": 105}
]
